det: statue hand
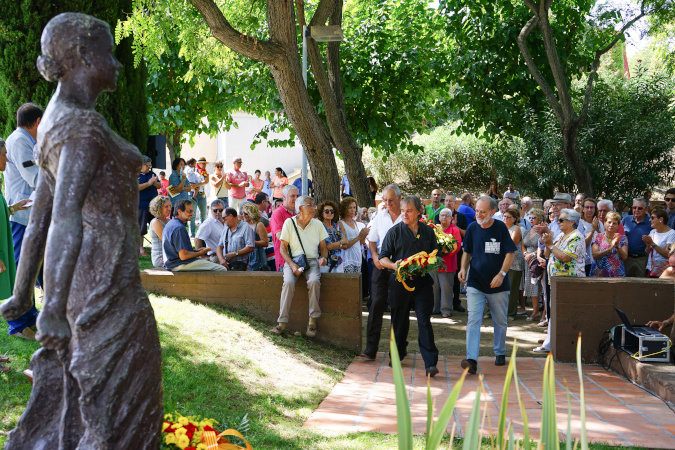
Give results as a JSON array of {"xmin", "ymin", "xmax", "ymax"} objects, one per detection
[
  {"xmin": 0, "ymin": 295, "xmax": 34, "ymax": 321},
  {"xmin": 36, "ymin": 310, "xmax": 72, "ymax": 351}
]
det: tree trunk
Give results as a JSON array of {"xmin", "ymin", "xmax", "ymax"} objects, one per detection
[
  {"xmin": 165, "ymin": 129, "xmax": 181, "ymax": 163},
  {"xmin": 265, "ymin": 0, "xmax": 340, "ymax": 203},
  {"xmin": 561, "ymin": 120, "xmax": 594, "ymax": 197}
]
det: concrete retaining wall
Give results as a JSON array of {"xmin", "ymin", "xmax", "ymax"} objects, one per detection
[
  {"xmin": 141, "ymin": 269, "xmax": 363, "ymax": 352},
  {"xmin": 551, "ymin": 277, "xmax": 674, "ymax": 363}
]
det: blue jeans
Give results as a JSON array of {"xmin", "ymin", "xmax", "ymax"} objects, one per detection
[
  {"xmin": 190, "ymin": 193, "xmax": 207, "ymax": 237},
  {"xmin": 466, "ymin": 287, "xmax": 508, "ymax": 361}
]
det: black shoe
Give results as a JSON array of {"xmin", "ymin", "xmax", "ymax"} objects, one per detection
[
  {"xmin": 461, "ymin": 359, "xmax": 477, "ymax": 374},
  {"xmin": 454, "ymin": 305, "xmax": 466, "ymax": 313},
  {"xmin": 426, "ymin": 366, "xmax": 439, "ymax": 377},
  {"xmin": 495, "ymin": 355, "xmax": 506, "ymax": 366},
  {"xmin": 360, "ymin": 351, "xmax": 376, "ymax": 361}
]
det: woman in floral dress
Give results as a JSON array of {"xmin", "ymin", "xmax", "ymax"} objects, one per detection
[{"xmin": 592, "ymin": 211, "xmax": 628, "ymax": 277}]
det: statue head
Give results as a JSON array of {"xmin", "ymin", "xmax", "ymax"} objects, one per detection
[{"xmin": 37, "ymin": 13, "xmax": 122, "ymax": 94}]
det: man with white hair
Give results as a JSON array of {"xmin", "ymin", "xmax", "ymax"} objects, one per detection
[
  {"xmin": 360, "ymin": 184, "xmax": 402, "ymax": 360},
  {"xmin": 270, "ymin": 196, "xmax": 328, "ymax": 337},
  {"xmin": 458, "ymin": 195, "xmax": 516, "ymax": 373},
  {"xmin": 492, "ymin": 198, "xmax": 512, "ymax": 221},
  {"xmin": 270, "ymin": 184, "xmax": 299, "ymax": 271}
]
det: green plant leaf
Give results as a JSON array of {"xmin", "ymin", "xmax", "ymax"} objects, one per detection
[
  {"xmin": 497, "ymin": 343, "xmax": 517, "ymax": 449},
  {"xmin": 576, "ymin": 333, "xmax": 589, "ymax": 450},
  {"xmin": 462, "ymin": 375, "xmax": 483, "ymax": 450},
  {"xmin": 513, "ymin": 345, "xmax": 531, "ymax": 450},
  {"xmin": 426, "ymin": 369, "xmax": 467, "ymax": 449},
  {"xmin": 389, "ymin": 328, "xmax": 412, "ymax": 450}
]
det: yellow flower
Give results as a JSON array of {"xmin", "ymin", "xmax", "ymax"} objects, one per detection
[
  {"xmin": 192, "ymin": 431, "xmax": 202, "ymax": 443},
  {"xmin": 197, "ymin": 444, "xmax": 208, "ymax": 450},
  {"xmin": 178, "ymin": 416, "xmax": 189, "ymax": 426},
  {"xmin": 162, "ymin": 422, "xmax": 169, "ymax": 432},
  {"xmin": 164, "ymin": 433, "xmax": 177, "ymax": 445},
  {"xmin": 164, "ymin": 413, "xmax": 173, "ymax": 421},
  {"xmin": 428, "ymin": 256, "xmax": 437, "ymax": 264},
  {"xmin": 174, "ymin": 427, "xmax": 187, "ymax": 438},
  {"xmin": 177, "ymin": 434, "xmax": 190, "ymax": 449},
  {"xmin": 199, "ymin": 419, "xmax": 214, "ymax": 427}
]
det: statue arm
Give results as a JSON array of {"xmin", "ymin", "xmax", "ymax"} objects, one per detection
[{"xmin": 38, "ymin": 140, "xmax": 101, "ymax": 350}]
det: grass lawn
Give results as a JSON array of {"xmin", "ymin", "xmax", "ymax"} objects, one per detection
[{"xmin": 0, "ymin": 292, "xmax": 648, "ymax": 449}]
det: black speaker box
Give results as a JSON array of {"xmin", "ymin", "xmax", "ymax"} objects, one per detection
[{"xmin": 147, "ymin": 135, "xmax": 166, "ymax": 169}]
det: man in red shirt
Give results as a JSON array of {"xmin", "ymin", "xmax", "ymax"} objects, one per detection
[
  {"xmin": 226, "ymin": 156, "xmax": 249, "ymax": 212},
  {"xmin": 270, "ymin": 185, "xmax": 299, "ymax": 271}
]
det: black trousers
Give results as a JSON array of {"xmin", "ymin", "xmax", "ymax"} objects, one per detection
[
  {"xmin": 364, "ymin": 266, "xmax": 391, "ymax": 354},
  {"xmin": 389, "ymin": 279, "xmax": 439, "ymax": 370}
]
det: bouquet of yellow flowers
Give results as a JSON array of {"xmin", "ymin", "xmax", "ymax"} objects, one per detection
[
  {"xmin": 433, "ymin": 224, "xmax": 458, "ymax": 256},
  {"xmin": 395, "ymin": 249, "xmax": 444, "ymax": 291},
  {"xmin": 161, "ymin": 413, "xmax": 252, "ymax": 450}
]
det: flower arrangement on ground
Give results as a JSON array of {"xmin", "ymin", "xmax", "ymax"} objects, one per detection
[
  {"xmin": 162, "ymin": 413, "xmax": 252, "ymax": 450},
  {"xmin": 396, "ymin": 249, "xmax": 444, "ymax": 291}
]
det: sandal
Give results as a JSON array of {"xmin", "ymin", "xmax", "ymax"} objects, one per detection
[
  {"xmin": 533, "ymin": 346, "xmax": 550, "ymax": 353},
  {"xmin": 0, "ymin": 355, "xmax": 9, "ymax": 363},
  {"xmin": 0, "ymin": 364, "xmax": 10, "ymax": 373},
  {"xmin": 10, "ymin": 328, "xmax": 36, "ymax": 340}
]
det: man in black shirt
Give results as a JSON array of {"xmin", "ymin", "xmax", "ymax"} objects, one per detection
[{"xmin": 379, "ymin": 196, "xmax": 440, "ymax": 377}]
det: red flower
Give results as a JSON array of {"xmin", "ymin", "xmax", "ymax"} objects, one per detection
[
  {"xmin": 203, "ymin": 425, "xmax": 217, "ymax": 433},
  {"xmin": 186, "ymin": 447, "xmax": 197, "ymax": 450},
  {"xmin": 184, "ymin": 423, "xmax": 197, "ymax": 440}
]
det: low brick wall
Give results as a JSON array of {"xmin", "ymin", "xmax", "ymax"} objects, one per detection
[
  {"xmin": 604, "ymin": 347, "xmax": 675, "ymax": 404},
  {"xmin": 141, "ymin": 269, "xmax": 362, "ymax": 352},
  {"xmin": 551, "ymin": 277, "xmax": 674, "ymax": 363}
]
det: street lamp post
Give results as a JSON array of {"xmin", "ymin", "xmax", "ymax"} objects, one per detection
[{"xmin": 301, "ymin": 25, "xmax": 344, "ymax": 196}]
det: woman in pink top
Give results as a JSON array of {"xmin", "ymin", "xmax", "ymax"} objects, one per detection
[
  {"xmin": 247, "ymin": 169, "xmax": 264, "ymax": 201},
  {"xmin": 271, "ymin": 167, "xmax": 288, "ymax": 200},
  {"xmin": 431, "ymin": 208, "xmax": 462, "ymax": 317}
]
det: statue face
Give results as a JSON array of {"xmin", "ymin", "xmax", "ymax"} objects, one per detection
[{"xmin": 83, "ymin": 30, "xmax": 122, "ymax": 93}]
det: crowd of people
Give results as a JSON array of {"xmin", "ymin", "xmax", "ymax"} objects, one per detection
[
  {"xmin": 1, "ymin": 101, "xmax": 673, "ymax": 374},
  {"xmin": 139, "ymin": 165, "xmax": 675, "ymax": 373}
]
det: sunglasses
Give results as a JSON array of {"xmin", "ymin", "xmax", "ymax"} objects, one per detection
[
  {"xmin": 583, "ymin": 205, "xmax": 596, "ymax": 209},
  {"xmin": 212, "ymin": 209, "xmax": 223, "ymax": 213},
  {"xmin": 558, "ymin": 218, "xmax": 570, "ymax": 223},
  {"xmin": 666, "ymin": 198, "xmax": 675, "ymax": 202},
  {"xmin": 324, "ymin": 209, "xmax": 335, "ymax": 214},
  {"xmin": 632, "ymin": 206, "xmax": 645, "ymax": 210}
]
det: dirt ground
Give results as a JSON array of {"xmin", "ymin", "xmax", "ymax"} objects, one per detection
[{"xmin": 361, "ymin": 293, "xmax": 548, "ymax": 360}]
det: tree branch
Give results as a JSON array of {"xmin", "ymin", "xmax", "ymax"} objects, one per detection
[
  {"xmin": 309, "ymin": 0, "xmax": 336, "ymax": 27},
  {"xmin": 188, "ymin": 0, "xmax": 283, "ymax": 64},
  {"xmin": 517, "ymin": 14, "xmax": 563, "ymax": 123},
  {"xmin": 580, "ymin": 1, "xmax": 654, "ymax": 122}
]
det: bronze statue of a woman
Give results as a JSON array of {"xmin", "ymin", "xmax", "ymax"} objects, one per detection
[{"xmin": 0, "ymin": 13, "xmax": 163, "ymax": 448}]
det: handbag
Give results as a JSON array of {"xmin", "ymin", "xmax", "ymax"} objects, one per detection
[{"xmin": 289, "ymin": 217, "xmax": 309, "ymax": 271}]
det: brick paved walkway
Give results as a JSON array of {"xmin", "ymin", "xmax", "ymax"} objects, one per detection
[{"xmin": 304, "ymin": 353, "xmax": 675, "ymax": 448}]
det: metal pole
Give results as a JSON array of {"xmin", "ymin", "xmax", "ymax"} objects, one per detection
[{"xmin": 301, "ymin": 26, "xmax": 308, "ymax": 196}]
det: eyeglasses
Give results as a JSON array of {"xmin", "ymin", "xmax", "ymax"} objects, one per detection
[
  {"xmin": 650, "ymin": 216, "xmax": 658, "ymax": 220},
  {"xmin": 632, "ymin": 206, "xmax": 645, "ymax": 210},
  {"xmin": 502, "ymin": 215, "xmax": 513, "ymax": 220},
  {"xmin": 212, "ymin": 209, "xmax": 223, "ymax": 213},
  {"xmin": 583, "ymin": 205, "xmax": 596, "ymax": 209},
  {"xmin": 324, "ymin": 209, "xmax": 335, "ymax": 214},
  {"xmin": 666, "ymin": 198, "xmax": 675, "ymax": 202},
  {"xmin": 303, "ymin": 204, "xmax": 316, "ymax": 208},
  {"xmin": 242, "ymin": 212, "xmax": 249, "ymax": 216},
  {"xmin": 558, "ymin": 218, "xmax": 570, "ymax": 223}
]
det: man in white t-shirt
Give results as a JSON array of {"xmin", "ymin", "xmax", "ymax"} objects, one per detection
[
  {"xmin": 195, "ymin": 199, "xmax": 226, "ymax": 263},
  {"xmin": 360, "ymin": 184, "xmax": 403, "ymax": 360},
  {"xmin": 503, "ymin": 184, "xmax": 520, "ymax": 203}
]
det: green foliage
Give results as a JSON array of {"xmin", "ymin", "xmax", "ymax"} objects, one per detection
[
  {"xmin": 0, "ymin": 0, "xmax": 148, "ymax": 151},
  {"xmin": 118, "ymin": 0, "xmax": 452, "ymax": 156},
  {"xmin": 498, "ymin": 69, "xmax": 675, "ymax": 203}
]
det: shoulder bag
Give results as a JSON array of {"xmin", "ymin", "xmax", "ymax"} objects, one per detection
[{"xmin": 289, "ymin": 217, "xmax": 309, "ymax": 271}]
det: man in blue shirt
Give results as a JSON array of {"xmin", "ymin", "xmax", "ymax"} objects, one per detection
[
  {"xmin": 621, "ymin": 197, "xmax": 651, "ymax": 277},
  {"xmin": 292, "ymin": 176, "xmax": 313, "ymax": 196},
  {"xmin": 664, "ymin": 188, "xmax": 675, "ymax": 229},
  {"xmin": 163, "ymin": 199, "xmax": 227, "ymax": 271},
  {"xmin": 457, "ymin": 192, "xmax": 476, "ymax": 225},
  {"xmin": 4, "ymin": 103, "xmax": 43, "ymax": 340},
  {"xmin": 458, "ymin": 195, "xmax": 516, "ymax": 374}
]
